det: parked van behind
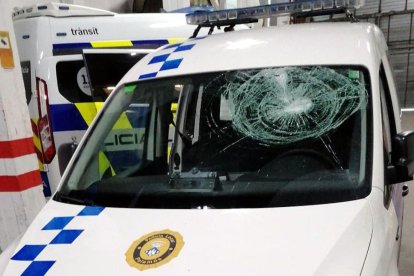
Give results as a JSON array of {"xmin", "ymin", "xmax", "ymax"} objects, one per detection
[
  {"xmin": 13, "ymin": 2, "xmax": 201, "ymax": 195},
  {"xmin": 1, "ymin": 1, "xmax": 413, "ymax": 275}
]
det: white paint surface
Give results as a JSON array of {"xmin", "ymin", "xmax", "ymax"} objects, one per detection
[
  {"xmin": 1, "ymin": 199, "xmax": 372, "ymax": 275},
  {"xmin": 0, "ymin": 187, "xmax": 44, "ymax": 252},
  {"xmin": 0, "ymin": 154, "xmax": 39, "ymax": 176}
]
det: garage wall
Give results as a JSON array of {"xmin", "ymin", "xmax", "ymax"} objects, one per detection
[
  {"xmin": 0, "ymin": 0, "xmax": 46, "ymax": 252},
  {"xmin": 10, "ymin": 0, "xmax": 133, "ymax": 13},
  {"xmin": 350, "ymin": 0, "xmax": 414, "ymax": 108},
  {"xmin": 68, "ymin": 0, "xmax": 133, "ymax": 13},
  {"xmin": 163, "ymin": 0, "xmax": 190, "ymax": 11},
  {"xmin": 7, "ymin": 0, "xmax": 414, "ymax": 105},
  {"xmin": 164, "ymin": 0, "xmax": 414, "ymax": 109}
]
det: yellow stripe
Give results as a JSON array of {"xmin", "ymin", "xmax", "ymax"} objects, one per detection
[
  {"xmin": 168, "ymin": 38, "xmax": 187, "ymax": 44},
  {"xmin": 94, "ymin": 102, "xmax": 104, "ymax": 112},
  {"xmin": 38, "ymin": 159, "xmax": 44, "ymax": 171},
  {"xmin": 75, "ymin": 103, "xmax": 99, "ymax": 127},
  {"xmin": 113, "ymin": 112, "xmax": 132, "ymax": 130},
  {"xmin": 76, "ymin": 102, "xmax": 131, "ymax": 129},
  {"xmin": 171, "ymin": 103, "xmax": 177, "ymax": 123},
  {"xmin": 98, "ymin": 151, "xmax": 115, "ymax": 176},
  {"xmin": 167, "ymin": 102, "xmax": 178, "ymax": 163},
  {"xmin": 31, "ymin": 118, "xmax": 44, "ymax": 171},
  {"xmin": 32, "ymin": 132, "xmax": 41, "ymax": 152},
  {"xmin": 91, "ymin": 40, "xmax": 133, "ymax": 48},
  {"xmin": 167, "ymin": 147, "xmax": 172, "ymax": 163},
  {"xmin": 33, "ymin": 134, "xmax": 42, "ymax": 170}
]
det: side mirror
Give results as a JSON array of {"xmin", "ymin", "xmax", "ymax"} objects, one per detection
[{"xmin": 391, "ymin": 130, "xmax": 414, "ymax": 182}]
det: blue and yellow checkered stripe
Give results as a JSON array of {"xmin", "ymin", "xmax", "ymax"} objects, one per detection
[
  {"xmin": 49, "ymin": 102, "xmax": 146, "ymax": 132},
  {"xmin": 49, "ymin": 103, "xmax": 100, "ymax": 132},
  {"xmin": 11, "ymin": 206, "xmax": 105, "ymax": 275},
  {"xmin": 52, "ymin": 38, "xmax": 186, "ymax": 55}
]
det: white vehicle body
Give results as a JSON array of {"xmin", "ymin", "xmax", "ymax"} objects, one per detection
[
  {"xmin": 12, "ymin": 2, "xmax": 200, "ymax": 195},
  {"xmin": 1, "ymin": 22, "xmax": 411, "ymax": 275}
]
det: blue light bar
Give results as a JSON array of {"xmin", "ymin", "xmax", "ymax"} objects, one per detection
[
  {"xmin": 186, "ymin": 0, "xmax": 364, "ymax": 25},
  {"xmin": 170, "ymin": 5, "xmax": 214, "ymax": 13}
]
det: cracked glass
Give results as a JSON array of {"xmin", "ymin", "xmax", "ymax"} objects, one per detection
[{"xmin": 56, "ymin": 66, "xmax": 372, "ymax": 209}]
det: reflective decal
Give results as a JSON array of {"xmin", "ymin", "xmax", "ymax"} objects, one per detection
[
  {"xmin": 138, "ymin": 42, "xmax": 196, "ymax": 80},
  {"xmin": 125, "ymin": 229, "xmax": 184, "ymax": 271},
  {"xmin": 90, "ymin": 40, "xmax": 133, "ymax": 48},
  {"xmin": 52, "ymin": 40, "xmax": 169, "ymax": 55},
  {"xmin": 76, "ymin": 67, "xmax": 91, "ymax": 96},
  {"xmin": 11, "ymin": 206, "xmax": 105, "ymax": 275}
]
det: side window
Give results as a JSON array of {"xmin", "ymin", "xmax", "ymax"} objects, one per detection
[
  {"xmin": 56, "ymin": 60, "xmax": 93, "ymax": 103},
  {"xmin": 83, "ymin": 53, "xmax": 147, "ymax": 102},
  {"xmin": 379, "ymin": 63, "xmax": 397, "ymax": 207}
]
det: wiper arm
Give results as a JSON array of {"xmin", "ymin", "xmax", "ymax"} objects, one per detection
[
  {"xmin": 54, "ymin": 192, "xmax": 95, "ymax": 206},
  {"xmin": 170, "ymin": 120, "xmax": 192, "ymax": 146},
  {"xmin": 320, "ymin": 136, "xmax": 344, "ymax": 170}
]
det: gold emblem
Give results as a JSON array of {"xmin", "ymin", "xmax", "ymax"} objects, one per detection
[{"xmin": 125, "ymin": 229, "xmax": 184, "ymax": 271}]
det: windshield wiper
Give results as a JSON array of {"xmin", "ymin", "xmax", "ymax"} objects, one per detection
[
  {"xmin": 54, "ymin": 192, "xmax": 95, "ymax": 206},
  {"xmin": 320, "ymin": 136, "xmax": 344, "ymax": 170},
  {"xmin": 170, "ymin": 120, "xmax": 192, "ymax": 146}
]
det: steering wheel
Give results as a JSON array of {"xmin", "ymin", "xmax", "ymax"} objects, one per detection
[{"xmin": 257, "ymin": 148, "xmax": 337, "ymax": 179}]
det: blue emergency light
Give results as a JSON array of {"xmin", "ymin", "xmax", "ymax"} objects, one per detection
[{"xmin": 186, "ymin": 0, "xmax": 364, "ymax": 26}]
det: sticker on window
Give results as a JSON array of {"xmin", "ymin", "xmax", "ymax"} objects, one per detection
[{"xmin": 77, "ymin": 66, "xmax": 91, "ymax": 96}]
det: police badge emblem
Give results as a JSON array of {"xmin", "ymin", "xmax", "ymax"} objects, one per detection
[{"xmin": 125, "ymin": 229, "xmax": 184, "ymax": 271}]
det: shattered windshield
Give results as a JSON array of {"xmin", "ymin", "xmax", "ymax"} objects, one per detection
[{"xmin": 56, "ymin": 66, "xmax": 372, "ymax": 209}]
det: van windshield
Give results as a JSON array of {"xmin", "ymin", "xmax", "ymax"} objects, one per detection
[{"xmin": 55, "ymin": 66, "xmax": 372, "ymax": 209}]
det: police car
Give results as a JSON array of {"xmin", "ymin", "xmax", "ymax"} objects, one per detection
[
  {"xmin": 1, "ymin": 0, "xmax": 413, "ymax": 275},
  {"xmin": 12, "ymin": 2, "xmax": 205, "ymax": 196}
]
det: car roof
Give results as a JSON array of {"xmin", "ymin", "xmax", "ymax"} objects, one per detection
[{"xmin": 120, "ymin": 22, "xmax": 387, "ymax": 84}]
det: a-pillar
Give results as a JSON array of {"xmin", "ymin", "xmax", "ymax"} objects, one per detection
[{"xmin": 0, "ymin": 0, "xmax": 45, "ymax": 252}]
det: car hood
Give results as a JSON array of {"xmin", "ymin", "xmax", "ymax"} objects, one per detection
[{"xmin": 3, "ymin": 198, "xmax": 372, "ymax": 275}]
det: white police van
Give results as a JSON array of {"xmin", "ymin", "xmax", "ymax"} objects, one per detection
[
  {"xmin": 1, "ymin": 0, "xmax": 413, "ymax": 275},
  {"xmin": 13, "ymin": 2, "xmax": 202, "ymax": 196}
]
